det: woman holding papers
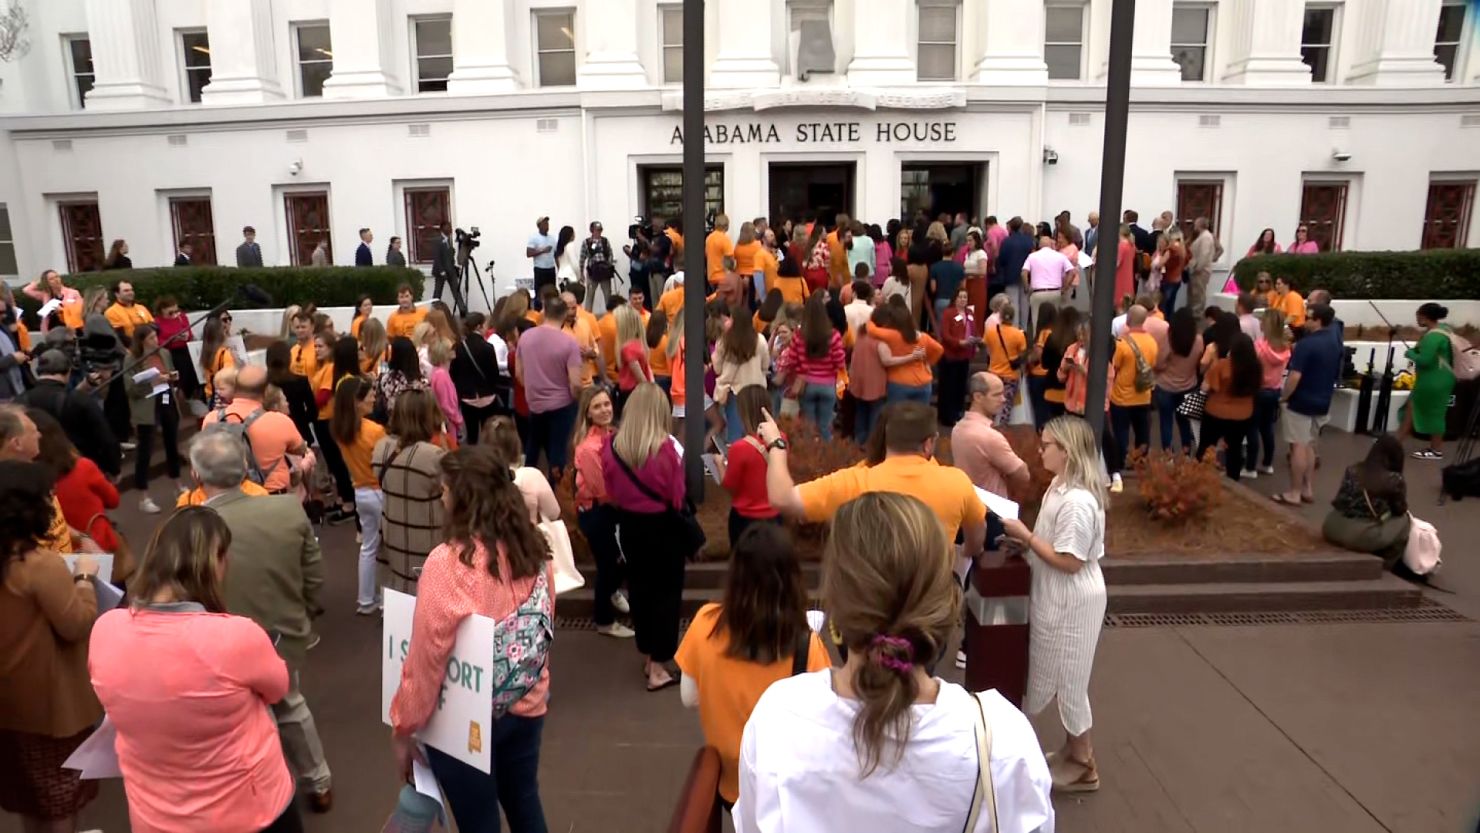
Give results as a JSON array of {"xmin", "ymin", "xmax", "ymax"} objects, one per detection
[
  {"xmin": 390, "ymin": 444, "xmax": 553, "ymax": 833},
  {"xmin": 0, "ymin": 461, "xmax": 102, "ymax": 833},
  {"xmin": 125, "ymin": 325, "xmax": 184, "ymax": 514}
]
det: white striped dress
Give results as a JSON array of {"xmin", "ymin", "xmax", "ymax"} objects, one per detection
[{"xmin": 1024, "ymin": 480, "xmax": 1107, "ymax": 737}]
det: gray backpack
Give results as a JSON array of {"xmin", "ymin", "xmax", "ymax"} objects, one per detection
[{"xmin": 204, "ymin": 406, "xmax": 278, "ymax": 486}]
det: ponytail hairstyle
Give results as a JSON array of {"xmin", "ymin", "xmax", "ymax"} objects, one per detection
[
  {"xmin": 823, "ymin": 492, "xmax": 959, "ymax": 776},
  {"xmin": 438, "ymin": 444, "xmax": 549, "ymax": 581}
]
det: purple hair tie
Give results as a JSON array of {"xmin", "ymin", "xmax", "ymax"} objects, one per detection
[{"xmin": 870, "ymin": 634, "xmax": 915, "ymax": 674}]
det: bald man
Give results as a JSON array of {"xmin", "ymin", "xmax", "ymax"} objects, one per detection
[
  {"xmin": 201, "ymin": 364, "xmax": 307, "ymax": 494},
  {"xmin": 953, "ymin": 372, "xmax": 1030, "ymax": 500}
]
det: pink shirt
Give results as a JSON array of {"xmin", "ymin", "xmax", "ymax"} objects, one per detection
[
  {"xmin": 987, "ymin": 225, "xmax": 1008, "ymax": 261},
  {"xmin": 391, "ymin": 541, "xmax": 553, "ymax": 731},
  {"xmin": 1023, "ymin": 247, "xmax": 1076, "ymax": 291},
  {"xmin": 950, "ymin": 411, "xmax": 1027, "ymax": 497},
  {"xmin": 1255, "ymin": 337, "xmax": 1291, "ymax": 390},
  {"xmin": 429, "ymin": 366, "xmax": 464, "ymax": 433},
  {"xmin": 1290, "ymin": 241, "xmax": 1319, "ymax": 254},
  {"xmin": 516, "ymin": 324, "xmax": 581, "ymax": 413},
  {"xmin": 574, "ymin": 425, "xmax": 613, "ymax": 511},
  {"xmin": 90, "ymin": 607, "xmax": 293, "ymax": 833}
]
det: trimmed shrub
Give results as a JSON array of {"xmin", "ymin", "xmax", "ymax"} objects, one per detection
[
  {"xmin": 1229, "ymin": 249, "xmax": 1480, "ymax": 300},
  {"xmin": 1128, "ymin": 447, "xmax": 1225, "ymax": 523},
  {"xmin": 15, "ymin": 266, "xmax": 425, "ymax": 314}
]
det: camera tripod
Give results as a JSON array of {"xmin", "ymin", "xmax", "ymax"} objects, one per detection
[{"xmin": 457, "ymin": 254, "xmax": 493, "ymax": 315}]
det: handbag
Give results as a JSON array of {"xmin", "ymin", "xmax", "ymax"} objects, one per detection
[
  {"xmin": 962, "ymin": 693, "xmax": 999, "ymax": 833},
  {"xmin": 1177, "ymin": 389, "xmax": 1207, "ymax": 419},
  {"xmin": 611, "ymin": 448, "xmax": 708, "ymax": 560},
  {"xmin": 539, "ymin": 515, "xmax": 585, "ymax": 595},
  {"xmin": 996, "ymin": 325, "xmax": 1025, "ymax": 372},
  {"xmin": 1402, "ymin": 515, "xmax": 1442, "ymax": 576}
]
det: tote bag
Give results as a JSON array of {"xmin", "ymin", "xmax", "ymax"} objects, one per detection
[
  {"xmin": 539, "ymin": 516, "xmax": 585, "ymax": 594},
  {"xmin": 1402, "ymin": 515, "xmax": 1442, "ymax": 576}
]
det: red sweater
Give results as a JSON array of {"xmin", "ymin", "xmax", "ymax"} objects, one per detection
[
  {"xmin": 722, "ymin": 435, "xmax": 780, "ymax": 519},
  {"xmin": 938, "ymin": 305, "xmax": 978, "ymax": 361},
  {"xmin": 54, "ymin": 457, "xmax": 120, "ymax": 552}
]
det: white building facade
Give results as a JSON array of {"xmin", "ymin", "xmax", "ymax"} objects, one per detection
[{"xmin": 0, "ymin": 0, "xmax": 1477, "ymax": 302}]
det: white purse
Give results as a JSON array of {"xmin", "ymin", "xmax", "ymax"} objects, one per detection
[{"xmin": 538, "ymin": 516, "xmax": 585, "ymax": 595}]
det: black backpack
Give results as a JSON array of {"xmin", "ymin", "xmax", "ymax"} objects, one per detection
[{"xmin": 1441, "ymin": 457, "xmax": 1480, "ymax": 501}]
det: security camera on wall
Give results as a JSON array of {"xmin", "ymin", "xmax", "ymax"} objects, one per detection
[
  {"xmin": 289, "ymin": 159, "xmax": 303, "ymax": 176},
  {"xmin": 1331, "ymin": 149, "xmax": 1352, "ymax": 162}
]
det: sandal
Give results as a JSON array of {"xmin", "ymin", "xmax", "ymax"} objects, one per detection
[
  {"xmin": 1271, "ymin": 494, "xmax": 1300, "ymax": 506},
  {"xmin": 1054, "ymin": 756, "xmax": 1100, "ymax": 793},
  {"xmin": 646, "ymin": 674, "xmax": 680, "ymax": 692}
]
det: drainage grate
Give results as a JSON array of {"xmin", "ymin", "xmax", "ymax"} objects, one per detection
[
  {"xmin": 557, "ymin": 616, "xmax": 690, "ymax": 632},
  {"xmin": 1104, "ymin": 601, "xmax": 1467, "ymax": 629}
]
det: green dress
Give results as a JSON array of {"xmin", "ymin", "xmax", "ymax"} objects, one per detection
[{"xmin": 1405, "ymin": 327, "xmax": 1455, "ymax": 435}]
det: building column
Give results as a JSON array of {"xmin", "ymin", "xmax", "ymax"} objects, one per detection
[
  {"xmin": 447, "ymin": 0, "xmax": 520, "ymax": 93},
  {"xmin": 577, "ymin": 0, "xmax": 647, "ymax": 89},
  {"xmin": 81, "ymin": 0, "xmax": 170, "ymax": 109},
  {"xmin": 1128, "ymin": 0, "xmax": 1183, "ymax": 85},
  {"xmin": 709, "ymin": 0, "xmax": 779, "ymax": 88},
  {"xmin": 321, "ymin": 0, "xmax": 402, "ymax": 98},
  {"xmin": 1222, "ymin": 0, "xmax": 1311, "ymax": 84},
  {"xmin": 200, "ymin": 0, "xmax": 284, "ymax": 105},
  {"xmin": 1347, "ymin": 0, "xmax": 1446, "ymax": 85},
  {"xmin": 847, "ymin": 0, "xmax": 915, "ymax": 85},
  {"xmin": 973, "ymin": 0, "xmax": 1048, "ymax": 85}
]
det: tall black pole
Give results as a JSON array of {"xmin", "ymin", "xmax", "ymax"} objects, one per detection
[
  {"xmin": 1084, "ymin": 0, "xmax": 1135, "ymax": 440},
  {"xmin": 681, "ymin": 0, "xmax": 706, "ymax": 496}
]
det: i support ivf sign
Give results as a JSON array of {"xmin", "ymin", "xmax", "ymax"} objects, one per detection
[{"xmin": 381, "ymin": 589, "xmax": 495, "ymax": 773}]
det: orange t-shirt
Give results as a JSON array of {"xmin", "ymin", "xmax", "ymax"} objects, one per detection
[
  {"xmin": 386, "ymin": 307, "xmax": 428, "ymax": 341},
  {"xmin": 339, "ymin": 418, "xmax": 387, "ymax": 489},
  {"xmin": 732, "ymin": 241, "xmax": 761, "ymax": 276},
  {"xmin": 658, "ymin": 286, "xmax": 686, "ymax": 321},
  {"xmin": 104, "ymin": 303, "xmax": 154, "ymax": 339},
  {"xmin": 1029, "ymin": 328, "xmax": 1051, "ymax": 378},
  {"xmin": 797, "ymin": 455, "xmax": 985, "ymax": 546},
  {"xmin": 289, "ymin": 341, "xmax": 317, "ymax": 378},
  {"xmin": 1266, "ymin": 290, "xmax": 1306, "ymax": 328},
  {"xmin": 705, "ymin": 231, "xmax": 735, "ymax": 284},
  {"xmin": 203, "ymin": 347, "xmax": 237, "ymax": 399},
  {"xmin": 673, "ymin": 603, "xmax": 830, "ymax": 804},
  {"xmin": 984, "ymin": 324, "xmax": 1027, "ymax": 379},
  {"xmin": 1111, "ymin": 330, "xmax": 1159, "ymax": 407},
  {"xmin": 597, "ymin": 314, "xmax": 619, "ymax": 378},
  {"xmin": 864, "ymin": 323, "xmax": 943, "ymax": 387},
  {"xmin": 650, "ymin": 333, "xmax": 672, "ymax": 378},
  {"xmin": 312, "ymin": 364, "xmax": 335, "ymax": 420},
  {"xmin": 177, "ymin": 481, "xmax": 271, "ymax": 507}
]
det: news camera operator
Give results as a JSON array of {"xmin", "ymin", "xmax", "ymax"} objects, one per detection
[{"xmin": 432, "ymin": 221, "xmax": 469, "ymax": 317}]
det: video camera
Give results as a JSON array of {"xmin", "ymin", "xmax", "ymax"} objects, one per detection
[
  {"xmin": 627, "ymin": 215, "xmax": 649, "ymax": 241},
  {"xmin": 455, "ymin": 226, "xmax": 481, "ymax": 252}
]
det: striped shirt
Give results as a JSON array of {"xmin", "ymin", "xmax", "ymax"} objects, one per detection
[{"xmin": 780, "ymin": 329, "xmax": 846, "ymax": 383}]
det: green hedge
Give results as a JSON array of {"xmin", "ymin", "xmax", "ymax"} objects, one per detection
[
  {"xmin": 17, "ymin": 266, "xmax": 425, "ymax": 314},
  {"xmin": 1229, "ymin": 250, "xmax": 1480, "ymax": 300}
]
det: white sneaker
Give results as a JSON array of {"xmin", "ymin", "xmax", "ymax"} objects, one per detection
[
  {"xmin": 139, "ymin": 496, "xmax": 161, "ymax": 514},
  {"xmin": 120, "ymin": 441, "xmax": 137, "ymax": 452},
  {"xmin": 355, "ymin": 601, "xmax": 383, "ymax": 616},
  {"xmin": 955, "ymin": 649, "xmax": 967, "ymax": 669},
  {"xmin": 596, "ymin": 622, "xmax": 636, "ymax": 638},
  {"xmin": 611, "ymin": 590, "xmax": 631, "ymax": 615},
  {"xmin": 1240, "ymin": 469, "xmax": 1259, "ymax": 479},
  {"xmin": 1110, "ymin": 473, "xmax": 1124, "ymax": 494},
  {"xmin": 1260, "ymin": 465, "xmax": 1275, "ymax": 475}
]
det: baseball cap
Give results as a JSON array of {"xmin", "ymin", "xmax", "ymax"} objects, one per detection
[
  {"xmin": 36, "ymin": 349, "xmax": 72, "ymax": 376},
  {"xmin": 536, "ymin": 216, "xmax": 550, "ymax": 225}
]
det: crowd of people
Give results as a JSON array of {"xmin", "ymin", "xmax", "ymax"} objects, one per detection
[{"xmin": 0, "ymin": 201, "xmax": 1460, "ymax": 833}]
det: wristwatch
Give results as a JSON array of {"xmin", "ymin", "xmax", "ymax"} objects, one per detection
[{"xmin": 766, "ymin": 438, "xmax": 789, "ymax": 452}]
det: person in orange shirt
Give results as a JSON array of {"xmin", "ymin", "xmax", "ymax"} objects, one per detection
[
  {"xmin": 309, "ymin": 330, "xmax": 356, "ymax": 525},
  {"xmin": 983, "ymin": 301, "xmax": 1028, "ymax": 425},
  {"xmin": 103, "ymin": 280, "xmax": 154, "ymax": 340},
  {"xmin": 561, "ymin": 285, "xmax": 604, "ymax": 386},
  {"xmin": 597, "ymin": 297, "xmax": 622, "ymax": 381},
  {"xmin": 288, "ymin": 311, "xmax": 319, "ymax": 378},
  {"xmin": 732, "ymin": 221, "xmax": 760, "ymax": 279},
  {"xmin": 705, "ymin": 214, "xmax": 735, "ymax": 287},
  {"xmin": 330, "ymin": 376, "xmax": 388, "ymax": 614},
  {"xmin": 349, "ymin": 295, "xmax": 374, "ymax": 339},
  {"xmin": 385, "ymin": 285, "xmax": 428, "ymax": 340},
  {"xmin": 1109, "ymin": 304, "xmax": 1159, "ymax": 478},
  {"xmin": 1267, "ymin": 273, "xmax": 1306, "ymax": 329},
  {"xmin": 200, "ymin": 316, "xmax": 238, "ymax": 404},
  {"xmin": 674, "ymin": 525, "xmax": 829, "ymax": 806},
  {"xmin": 658, "ymin": 272, "xmax": 688, "ymax": 321},
  {"xmin": 826, "ymin": 215, "xmax": 851, "ymax": 289},
  {"xmin": 866, "ymin": 301, "xmax": 943, "ymax": 406},
  {"xmin": 647, "ymin": 310, "xmax": 672, "ymax": 397},
  {"xmin": 23, "ymin": 269, "xmax": 84, "ymax": 331}
]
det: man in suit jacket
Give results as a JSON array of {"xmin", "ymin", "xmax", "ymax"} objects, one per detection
[
  {"xmin": 173, "ymin": 242, "xmax": 193, "ymax": 266},
  {"xmin": 431, "ymin": 220, "xmax": 467, "ymax": 316},
  {"xmin": 355, "ymin": 228, "xmax": 374, "ymax": 267},
  {"xmin": 236, "ymin": 225, "xmax": 264, "ymax": 267},
  {"xmin": 188, "ymin": 431, "xmax": 335, "ymax": 813}
]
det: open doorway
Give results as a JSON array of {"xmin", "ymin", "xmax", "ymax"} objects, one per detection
[
  {"xmin": 768, "ymin": 162, "xmax": 856, "ymax": 227},
  {"xmin": 900, "ymin": 162, "xmax": 987, "ymax": 223}
]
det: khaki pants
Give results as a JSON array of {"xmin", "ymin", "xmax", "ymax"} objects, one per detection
[{"xmin": 273, "ymin": 671, "xmax": 332, "ymax": 793}]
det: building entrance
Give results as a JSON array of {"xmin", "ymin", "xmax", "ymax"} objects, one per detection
[
  {"xmin": 768, "ymin": 162, "xmax": 856, "ymax": 227},
  {"xmin": 901, "ymin": 162, "xmax": 987, "ymax": 223}
]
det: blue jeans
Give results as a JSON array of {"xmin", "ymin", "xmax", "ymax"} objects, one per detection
[
  {"xmin": 854, "ymin": 397, "xmax": 884, "ymax": 445},
  {"xmin": 886, "ymin": 381, "xmax": 932, "ymax": 406},
  {"xmin": 800, "ymin": 382, "xmax": 837, "ymax": 440},
  {"xmin": 427, "ymin": 715, "xmax": 547, "ymax": 833},
  {"xmin": 1155, "ymin": 386, "xmax": 1196, "ymax": 453},
  {"xmin": 525, "ymin": 401, "xmax": 577, "ymax": 474},
  {"xmin": 723, "ymin": 395, "xmax": 744, "ymax": 444},
  {"xmin": 1160, "ymin": 282, "xmax": 1182, "ymax": 317}
]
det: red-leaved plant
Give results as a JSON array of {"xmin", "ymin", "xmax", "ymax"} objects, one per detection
[{"xmin": 1127, "ymin": 447, "xmax": 1225, "ymax": 522}]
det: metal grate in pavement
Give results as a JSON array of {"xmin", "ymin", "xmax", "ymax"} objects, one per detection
[
  {"xmin": 1104, "ymin": 601, "xmax": 1467, "ymax": 629},
  {"xmin": 557, "ymin": 616, "xmax": 691, "ymax": 632}
]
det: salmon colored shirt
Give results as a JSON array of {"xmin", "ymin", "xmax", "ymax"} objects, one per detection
[
  {"xmin": 865, "ymin": 322, "xmax": 943, "ymax": 387},
  {"xmin": 387, "ymin": 307, "xmax": 428, "ymax": 340},
  {"xmin": 391, "ymin": 540, "xmax": 553, "ymax": 733},
  {"xmin": 90, "ymin": 606, "xmax": 293, "ymax": 833},
  {"xmin": 573, "ymin": 425, "xmax": 614, "ymax": 511}
]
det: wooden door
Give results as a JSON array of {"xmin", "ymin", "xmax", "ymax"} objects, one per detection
[
  {"xmin": 403, "ymin": 188, "xmax": 450, "ymax": 264},
  {"xmin": 170, "ymin": 197, "xmax": 218, "ymax": 265},
  {"xmin": 59, "ymin": 201, "xmax": 104, "ymax": 272},
  {"xmin": 1421, "ymin": 181, "xmax": 1475, "ymax": 249},
  {"xmin": 1299, "ymin": 182, "xmax": 1348, "ymax": 252},
  {"xmin": 285, "ymin": 192, "xmax": 331, "ymax": 266},
  {"xmin": 1175, "ymin": 181, "xmax": 1223, "ymax": 240}
]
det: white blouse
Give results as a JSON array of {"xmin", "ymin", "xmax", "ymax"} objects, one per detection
[{"xmin": 736, "ymin": 670, "xmax": 1055, "ymax": 833}]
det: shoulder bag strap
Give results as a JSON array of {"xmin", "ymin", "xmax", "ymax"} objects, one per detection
[
  {"xmin": 374, "ymin": 443, "xmax": 407, "ymax": 482},
  {"xmin": 790, "ymin": 625, "xmax": 812, "ymax": 677},
  {"xmin": 460, "ymin": 339, "xmax": 490, "ymax": 382},
  {"xmin": 612, "ymin": 447, "xmax": 670, "ymax": 507},
  {"xmin": 962, "ymin": 693, "xmax": 999, "ymax": 833}
]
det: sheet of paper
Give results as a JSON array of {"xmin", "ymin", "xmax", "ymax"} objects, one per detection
[
  {"xmin": 1077, "ymin": 250, "xmax": 1095, "ymax": 269},
  {"xmin": 37, "ymin": 298, "xmax": 62, "ymax": 319},
  {"xmin": 62, "ymin": 717, "xmax": 121, "ymax": 779},
  {"xmin": 700, "ymin": 453, "xmax": 723, "ymax": 485},
  {"xmin": 131, "ymin": 367, "xmax": 162, "ymax": 384},
  {"xmin": 149, "ymin": 382, "xmax": 170, "ymax": 398},
  {"xmin": 412, "ymin": 756, "xmax": 447, "ymax": 818},
  {"xmin": 62, "ymin": 553, "xmax": 114, "ymax": 584},
  {"xmin": 92, "ymin": 577, "xmax": 125, "ymax": 611},
  {"xmin": 975, "ymin": 487, "xmax": 1020, "ymax": 522}
]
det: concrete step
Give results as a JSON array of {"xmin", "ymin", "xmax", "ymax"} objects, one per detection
[{"xmin": 1104, "ymin": 574, "xmax": 1423, "ymax": 614}]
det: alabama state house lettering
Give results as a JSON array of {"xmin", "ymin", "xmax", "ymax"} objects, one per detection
[{"xmin": 669, "ymin": 121, "xmax": 958, "ymax": 146}]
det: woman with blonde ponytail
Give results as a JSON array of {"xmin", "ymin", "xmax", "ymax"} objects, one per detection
[{"xmin": 735, "ymin": 492, "xmax": 1053, "ymax": 833}]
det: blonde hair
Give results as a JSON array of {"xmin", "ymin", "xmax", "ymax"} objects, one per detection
[
  {"xmin": 823, "ymin": 492, "xmax": 959, "ymax": 776},
  {"xmin": 925, "ymin": 221, "xmax": 948, "ymax": 245},
  {"xmin": 359, "ymin": 317, "xmax": 388, "ymax": 368},
  {"xmin": 614, "ymin": 304, "xmax": 644, "ymax": 347},
  {"xmin": 280, "ymin": 305, "xmax": 302, "ymax": 339},
  {"xmin": 1261, "ymin": 308, "xmax": 1289, "ymax": 348},
  {"xmin": 1043, "ymin": 415, "xmax": 1107, "ymax": 508},
  {"xmin": 612, "ymin": 382, "xmax": 670, "ymax": 469},
  {"xmin": 213, "ymin": 366, "xmax": 238, "ymax": 394},
  {"xmin": 427, "ymin": 338, "xmax": 451, "ymax": 368},
  {"xmin": 411, "ymin": 321, "xmax": 436, "ymax": 348}
]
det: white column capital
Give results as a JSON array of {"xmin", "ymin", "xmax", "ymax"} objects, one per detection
[
  {"xmin": 1347, "ymin": 0, "xmax": 1446, "ymax": 85},
  {"xmin": 847, "ymin": 0, "xmax": 916, "ymax": 86},
  {"xmin": 710, "ymin": 0, "xmax": 780, "ymax": 88},
  {"xmin": 200, "ymin": 0, "xmax": 285, "ymax": 105},
  {"xmin": 81, "ymin": 0, "xmax": 171, "ymax": 110},
  {"xmin": 321, "ymin": 0, "xmax": 402, "ymax": 99},
  {"xmin": 577, "ymin": 0, "xmax": 647, "ymax": 90},
  {"xmin": 973, "ymin": 0, "xmax": 1048, "ymax": 85},
  {"xmin": 1129, "ymin": 0, "xmax": 1183, "ymax": 86},
  {"xmin": 1221, "ymin": 0, "xmax": 1312, "ymax": 85},
  {"xmin": 447, "ymin": 0, "xmax": 521, "ymax": 94}
]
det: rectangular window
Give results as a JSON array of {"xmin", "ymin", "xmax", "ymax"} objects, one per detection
[
  {"xmin": 284, "ymin": 191, "xmax": 331, "ymax": 266},
  {"xmin": 1421, "ymin": 180, "xmax": 1476, "ymax": 249},
  {"xmin": 639, "ymin": 166, "xmax": 724, "ymax": 222},
  {"xmin": 294, "ymin": 23, "xmax": 333, "ymax": 98},
  {"xmin": 1175, "ymin": 180, "xmax": 1224, "ymax": 240},
  {"xmin": 1044, "ymin": 5, "xmax": 1086, "ymax": 80},
  {"xmin": 59, "ymin": 200, "xmax": 104, "ymax": 274},
  {"xmin": 1435, "ymin": 1, "xmax": 1467, "ymax": 81},
  {"xmin": 403, "ymin": 187, "xmax": 451, "ymax": 264},
  {"xmin": 1171, "ymin": 4, "xmax": 1211, "ymax": 82},
  {"xmin": 533, "ymin": 10, "xmax": 576, "ymax": 87},
  {"xmin": 170, "ymin": 197, "xmax": 217, "ymax": 265},
  {"xmin": 1301, "ymin": 6, "xmax": 1337, "ymax": 83},
  {"xmin": 0, "ymin": 205, "xmax": 16, "ymax": 277},
  {"xmin": 413, "ymin": 17, "xmax": 453, "ymax": 93},
  {"xmin": 660, "ymin": 5, "xmax": 683, "ymax": 84},
  {"xmin": 1299, "ymin": 181, "xmax": 1349, "ymax": 252},
  {"xmin": 917, "ymin": 1, "xmax": 959, "ymax": 81},
  {"xmin": 179, "ymin": 30, "xmax": 212, "ymax": 103},
  {"xmin": 64, "ymin": 36, "xmax": 95, "ymax": 109},
  {"xmin": 789, "ymin": 1, "xmax": 837, "ymax": 78}
]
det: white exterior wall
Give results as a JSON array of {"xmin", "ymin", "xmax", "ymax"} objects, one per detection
[{"xmin": 1, "ymin": 0, "xmax": 1478, "ymax": 307}]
